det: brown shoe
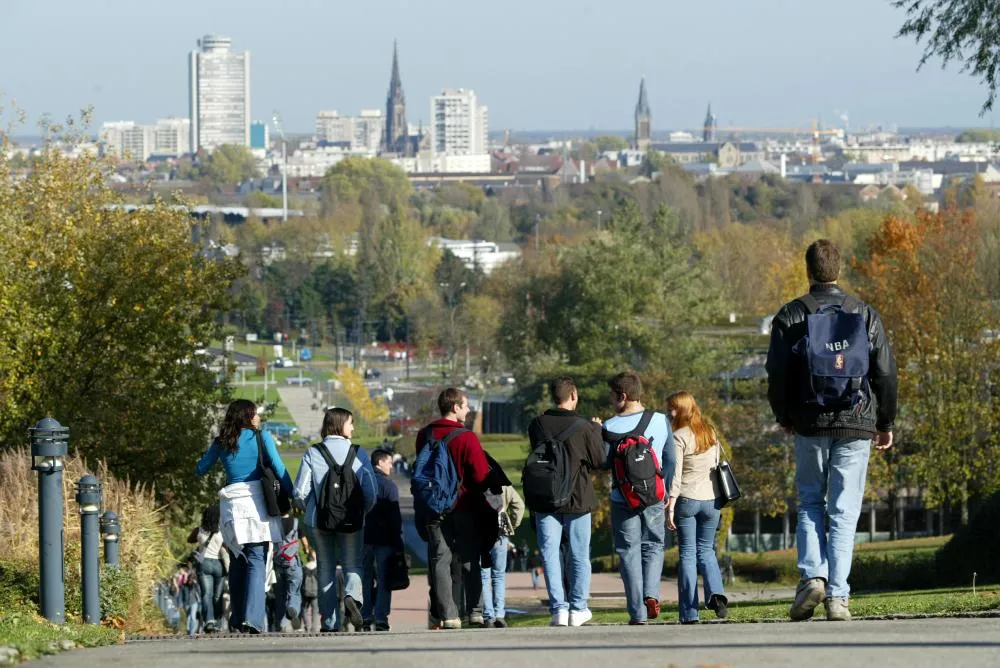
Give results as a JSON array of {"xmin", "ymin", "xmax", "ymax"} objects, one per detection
[
  {"xmin": 644, "ymin": 597, "xmax": 660, "ymax": 620},
  {"xmin": 789, "ymin": 578, "xmax": 826, "ymax": 621}
]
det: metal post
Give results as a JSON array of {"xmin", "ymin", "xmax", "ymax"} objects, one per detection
[
  {"xmin": 30, "ymin": 418, "xmax": 68, "ymax": 624},
  {"xmin": 281, "ymin": 139, "xmax": 288, "ymax": 223},
  {"xmin": 101, "ymin": 511, "xmax": 120, "ymax": 568},
  {"xmin": 75, "ymin": 475, "xmax": 102, "ymax": 624}
]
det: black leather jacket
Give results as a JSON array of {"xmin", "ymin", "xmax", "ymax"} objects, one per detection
[{"xmin": 765, "ymin": 283, "xmax": 898, "ymax": 437}]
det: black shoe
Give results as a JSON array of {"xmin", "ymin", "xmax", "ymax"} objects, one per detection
[
  {"xmin": 681, "ymin": 619, "xmax": 699, "ymax": 625},
  {"xmin": 344, "ymin": 596, "xmax": 364, "ymax": 631},
  {"xmin": 493, "ymin": 619, "xmax": 507, "ymax": 628},
  {"xmin": 320, "ymin": 627, "xmax": 338, "ymax": 633},
  {"xmin": 241, "ymin": 623, "xmax": 263, "ymax": 635},
  {"xmin": 708, "ymin": 594, "xmax": 729, "ymax": 620},
  {"xmin": 374, "ymin": 622, "xmax": 390, "ymax": 632},
  {"xmin": 287, "ymin": 606, "xmax": 302, "ymax": 631},
  {"xmin": 628, "ymin": 619, "xmax": 647, "ymax": 626},
  {"xmin": 203, "ymin": 621, "xmax": 217, "ymax": 633}
]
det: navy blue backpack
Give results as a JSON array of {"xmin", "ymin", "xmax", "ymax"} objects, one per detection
[
  {"xmin": 794, "ymin": 294, "xmax": 871, "ymax": 409},
  {"xmin": 411, "ymin": 428, "xmax": 465, "ymax": 520}
]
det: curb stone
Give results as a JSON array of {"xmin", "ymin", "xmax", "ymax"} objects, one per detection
[{"xmin": 0, "ymin": 646, "xmax": 19, "ymax": 665}]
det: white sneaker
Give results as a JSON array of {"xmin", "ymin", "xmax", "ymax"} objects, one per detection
[
  {"xmin": 568, "ymin": 609, "xmax": 592, "ymax": 627},
  {"xmin": 550, "ymin": 610, "xmax": 569, "ymax": 627}
]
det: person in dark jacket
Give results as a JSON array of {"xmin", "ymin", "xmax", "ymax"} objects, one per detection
[
  {"xmin": 766, "ymin": 239, "xmax": 897, "ymax": 623},
  {"xmin": 361, "ymin": 448, "xmax": 404, "ymax": 632},
  {"xmin": 526, "ymin": 376, "xmax": 606, "ymax": 627},
  {"xmin": 415, "ymin": 388, "xmax": 491, "ymax": 630}
]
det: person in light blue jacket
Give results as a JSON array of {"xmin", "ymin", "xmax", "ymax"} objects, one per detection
[{"xmin": 294, "ymin": 407, "xmax": 377, "ymax": 632}]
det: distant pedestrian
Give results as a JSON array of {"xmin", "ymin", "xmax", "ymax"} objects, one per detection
[
  {"xmin": 481, "ymin": 485, "xmax": 524, "ymax": 628},
  {"xmin": 181, "ymin": 565, "xmax": 201, "ymax": 636},
  {"xmin": 527, "ymin": 551, "xmax": 542, "ymax": 590},
  {"xmin": 196, "ymin": 399, "xmax": 294, "ymax": 634},
  {"xmin": 301, "ymin": 549, "xmax": 320, "ymax": 633},
  {"xmin": 362, "ymin": 448, "xmax": 405, "ymax": 632},
  {"xmin": 272, "ymin": 513, "xmax": 305, "ymax": 631},
  {"xmin": 518, "ymin": 543, "xmax": 529, "ymax": 572},
  {"xmin": 766, "ymin": 239, "xmax": 897, "ymax": 622},
  {"xmin": 602, "ymin": 371, "xmax": 673, "ymax": 625},
  {"xmin": 666, "ymin": 391, "xmax": 728, "ymax": 624},
  {"xmin": 188, "ymin": 505, "xmax": 225, "ymax": 633},
  {"xmin": 294, "ymin": 407, "xmax": 377, "ymax": 632}
]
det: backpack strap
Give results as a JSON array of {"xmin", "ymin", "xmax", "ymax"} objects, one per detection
[
  {"xmin": 342, "ymin": 444, "xmax": 358, "ymax": 478},
  {"xmin": 313, "ymin": 442, "xmax": 337, "ymax": 481},
  {"xmin": 841, "ymin": 295, "xmax": 861, "ymax": 313},
  {"xmin": 553, "ymin": 418, "xmax": 586, "ymax": 443},
  {"xmin": 440, "ymin": 427, "xmax": 468, "ymax": 446},
  {"xmin": 631, "ymin": 409, "xmax": 655, "ymax": 440},
  {"xmin": 797, "ymin": 293, "xmax": 821, "ymax": 315}
]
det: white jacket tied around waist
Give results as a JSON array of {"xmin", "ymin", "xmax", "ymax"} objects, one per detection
[{"xmin": 218, "ymin": 481, "xmax": 282, "ymax": 553}]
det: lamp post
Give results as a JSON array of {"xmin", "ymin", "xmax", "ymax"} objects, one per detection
[
  {"xmin": 30, "ymin": 417, "xmax": 68, "ymax": 624},
  {"xmin": 272, "ymin": 112, "xmax": 288, "ymax": 223},
  {"xmin": 101, "ymin": 511, "xmax": 120, "ymax": 568},
  {"xmin": 597, "ymin": 208, "xmax": 603, "ymax": 231},
  {"xmin": 75, "ymin": 475, "xmax": 102, "ymax": 624}
]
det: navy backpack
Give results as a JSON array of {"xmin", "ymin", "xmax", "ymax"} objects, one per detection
[
  {"xmin": 411, "ymin": 428, "xmax": 465, "ymax": 520},
  {"xmin": 794, "ymin": 294, "xmax": 871, "ymax": 409}
]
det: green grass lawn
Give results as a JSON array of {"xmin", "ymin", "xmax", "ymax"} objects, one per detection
[
  {"xmin": 508, "ymin": 586, "xmax": 1000, "ymax": 626},
  {"xmin": 0, "ymin": 614, "xmax": 120, "ymax": 662},
  {"xmin": 482, "ymin": 438, "xmax": 529, "ymax": 488}
]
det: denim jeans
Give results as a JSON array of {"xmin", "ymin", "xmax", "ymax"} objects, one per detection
[
  {"xmin": 186, "ymin": 598, "xmax": 200, "ymax": 635},
  {"xmin": 313, "ymin": 528, "xmax": 364, "ymax": 631},
  {"xmin": 480, "ymin": 536, "xmax": 509, "ymax": 620},
  {"xmin": 198, "ymin": 557, "xmax": 225, "ymax": 624},
  {"xmin": 361, "ymin": 544, "xmax": 395, "ymax": 626},
  {"xmin": 536, "ymin": 512, "xmax": 592, "ymax": 613},
  {"xmin": 675, "ymin": 497, "xmax": 726, "ymax": 622},
  {"xmin": 228, "ymin": 542, "xmax": 268, "ymax": 632},
  {"xmin": 426, "ymin": 508, "xmax": 482, "ymax": 622},
  {"xmin": 795, "ymin": 435, "xmax": 872, "ymax": 598},
  {"xmin": 612, "ymin": 501, "xmax": 665, "ymax": 622},
  {"xmin": 301, "ymin": 596, "xmax": 319, "ymax": 633},
  {"xmin": 273, "ymin": 554, "xmax": 303, "ymax": 631}
]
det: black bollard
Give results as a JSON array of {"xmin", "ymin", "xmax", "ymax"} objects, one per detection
[
  {"xmin": 30, "ymin": 418, "xmax": 69, "ymax": 624},
  {"xmin": 101, "ymin": 511, "xmax": 120, "ymax": 568},
  {"xmin": 75, "ymin": 475, "xmax": 102, "ymax": 624}
]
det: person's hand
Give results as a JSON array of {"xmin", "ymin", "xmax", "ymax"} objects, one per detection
[
  {"xmin": 666, "ymin": 509, "xmax": 676, "ymax": 532},
  {"xmin": 875, "ymin": 431, "xmax": 893, "ymax": 451},
  {"xmin": 591, "ymin": 416, "xmax": 603, "ymax": 425}
]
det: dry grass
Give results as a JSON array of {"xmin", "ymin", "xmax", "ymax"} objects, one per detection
[{"xmin": 0, "ymin": 448, "xmax": 173, "ymax": 633}]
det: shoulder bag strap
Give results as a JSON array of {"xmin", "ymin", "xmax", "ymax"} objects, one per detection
[{"xmin": 255, "ymin": 430, "xmax": 268, "ymax": 471}]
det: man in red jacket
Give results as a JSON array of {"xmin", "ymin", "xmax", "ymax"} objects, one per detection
[{"xmin": 415, "ymin": 388, "xmax": 490, "ymax": 629}]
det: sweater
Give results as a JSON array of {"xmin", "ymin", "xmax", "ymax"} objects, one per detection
[
  {"xmin": 669, "ymin": 426, "xmax": 721, "ymax": 501},
  {"xmin": 414, "ymin": 419, "xmax": 490, "ymax": 511}
]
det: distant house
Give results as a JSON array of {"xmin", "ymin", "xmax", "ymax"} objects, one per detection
[{"xmin": 651, "ymin": 140, "xmax": 762, "ymax": 168}]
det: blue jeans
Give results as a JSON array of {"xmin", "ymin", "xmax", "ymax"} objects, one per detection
[
  {"xmin": 480, "ymin": 536, "xmax": 509, "ymax": 620},
  {"xmin": 313, "ymin": 528, "xmax": 363, "ymax": 631},
  {"xmin": 795, "ymin": 435, "xmax": 872, "ymax": 598},
  {"xmin": 273, "ymin": 554, "xmax": 303, "ymax": 631},
  {"xmin": 612, "ymin": 501, "xmax": 665, "ymax": 622},
  {"xmin": 198, "ymin": 557, "xmax": 225, "ymax": 624},
  {"xmin": 675, "ymin": 497, "xmax": 726, "ymax": 622},
  {"xmin": 536, "ymin": 512, "xmax": 592, "ymax": 613},
  {"xmin": 186, "ymin": 598, "xmax": 200, "ymax": 635},
  {"xmin": 228, "ymin": 542, "xmax": 267, "ymax": 632},
  {"xmin": 361, "ymin": 544, "xmax": 395, "ymax": 626}
]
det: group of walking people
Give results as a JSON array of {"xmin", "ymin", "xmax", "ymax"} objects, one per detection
[{"xmin": 196, "ymin": 237, "xmax": 897, "ymax": 631}]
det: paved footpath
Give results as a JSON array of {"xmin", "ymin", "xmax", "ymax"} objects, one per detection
[{"xmin": 34, "ymin": 618, "xmax": 1000, "ymax": 668}]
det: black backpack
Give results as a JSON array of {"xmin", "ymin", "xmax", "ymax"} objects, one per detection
[
  {"xmin": 522, "ymin": 418, "xmax": 585, "ymax": 513},
  {"xmin": 313, "ymin": 443, "xmax": 366, "ymax": 533}
]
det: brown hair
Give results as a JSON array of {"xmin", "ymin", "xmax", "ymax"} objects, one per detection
[
  {"xmin": 805, "ymin": 239, "xmax": 841, "ymax": 283},
  {"xmin": 437, "ymin": 387, "xmax": 466, "ymax": 416},
  {"xmin": 608, "ymin": 371, "xmax": 642, "ymax": 403},
  {"xmin": 321, "ymin": 407, "xmax": 353, "ymax": 438},
  {"xmin": 549, "ymin": 376, "xmax": 577, "ymax": 405},
  {"xmin": 667, "ymin": 391, "xmax": 718, "ymax": 455}
]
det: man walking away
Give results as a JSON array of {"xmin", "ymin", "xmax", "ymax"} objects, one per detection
[
  {"xmin": 602, "ymin": 371, "xmax": 674, "ymax": 625},
  {"xmin": 414, "ymin": 388, "xmax": 491, "ymax": 630},
  {"xmin": 766, "ymin": 239, "xmax": 897, "ymax": 622},
  {"xmin": 481, "ymin": 484, "xmax": 524, "ymax": 628},
  {"xmin": 525, "ymin": 376, "xmax": 607, "ymax": 627},
  {"xmin": 362, "ymin": 448, "xmax": 405, "ymax": 632}
]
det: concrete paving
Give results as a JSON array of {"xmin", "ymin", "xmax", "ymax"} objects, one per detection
[
  {"xmin": 35, "ymin": 618, "xmax": 1000, "ymax": 667},
  {"xmin": 276, "ymin": 385, "xmax": 324, "ymax": 440}
]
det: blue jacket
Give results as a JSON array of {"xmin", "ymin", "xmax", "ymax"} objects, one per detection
[
  {"xmin": 293, "ymin": 436, "xmax": 377, "ymax": 529},
  {"xmin": 364, "ymin": 469, "xmax": 403, "ymax": 549},
  {"xmin": 196, "ymin": 428, "xmax": 293, "ymax": 495}
]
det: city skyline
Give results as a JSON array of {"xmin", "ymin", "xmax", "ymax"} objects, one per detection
[{"xmin": 1, "ymin": 0, "xmax": 998, "ymax": 135}]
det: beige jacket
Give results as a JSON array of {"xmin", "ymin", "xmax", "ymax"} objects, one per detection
[{"xmin": 669, "ymin": 426, "xmax": 721, "ymax": 501}]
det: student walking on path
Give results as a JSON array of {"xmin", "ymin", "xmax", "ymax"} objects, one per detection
[
  {"xmin": 187, "ymin": 505, "xmax": 226, "ymax": 633},
  {"xmin": 361, "ymin": 448, "xmax": 405, "ymax": 632},
  {"xmin": 294, "ymin": 408, "xmax": 377, "ymax": 632},
  {"xmin": 524, "ymin": 376, "xmax": 606, "ymax": 627},
  {"xmin": 481, "ymin": 483, "xmax": 524, "ymax": 628},
  {"xmin": 602, "ymin": 371, "xmax": 674, "ymax": 625},
  {"xmin": 766, "ymin": 239, "xmax": 897, "ymax": 621},
  {"xmin": 196, "ymin": 399, "xmax": 294, "ymax": 634},
  {"xmin": 666, "ymin": 391, "xmax": 728, "ymax": 624}
]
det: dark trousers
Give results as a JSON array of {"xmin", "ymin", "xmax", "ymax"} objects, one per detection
[{"xmin": 426, "ymin": 508, "xmax": 482, "ymax": 622}]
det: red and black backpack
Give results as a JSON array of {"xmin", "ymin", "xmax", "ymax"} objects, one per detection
[{"xmin": 603, "ymin": 409, "xmax": 665, "ymax": 510}]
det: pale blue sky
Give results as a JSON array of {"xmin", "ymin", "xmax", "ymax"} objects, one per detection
[{"xmin": 0, "ymin": 0, "xmax": 994, "ymax": 134}]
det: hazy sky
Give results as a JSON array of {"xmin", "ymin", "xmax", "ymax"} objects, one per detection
[{"xmin": 1, "ymin": 0, "xmax": 995, "ymax": 134}]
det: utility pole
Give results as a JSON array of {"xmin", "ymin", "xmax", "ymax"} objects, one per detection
[{"xmin": 272, "ymin": 111, "xmax": 288, "ymax": 222}]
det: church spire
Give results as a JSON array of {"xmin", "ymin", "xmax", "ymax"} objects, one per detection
[
  {"xmin": 384, "ymin": 40, "xmax": 409, "ymax": 155},
  {"xmin": 634, "ymin": 77, "xmax": 651, "ymax": 151},
  {"xmin": 703, "ymin": 102, "xmax": 717, "ymax": 143}
]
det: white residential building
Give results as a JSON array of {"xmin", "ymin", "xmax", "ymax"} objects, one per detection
[
  {"xmin": 315, "ymin": 110, "xmax": 384, "ymax": 153},
  {"xmin": 100, "ymin": 121, "xmax": 155, "ymax": 161},
  {"xmin": 431, "ymin": 88, "xmax": 489, "ymax": 156},
  {"xmin": 189, "ymin": 35, "xmax": 251, "ymax": 153},
  {"xmin": 152, "ymin": 117, "xmax": 191, "ymax": 157}
]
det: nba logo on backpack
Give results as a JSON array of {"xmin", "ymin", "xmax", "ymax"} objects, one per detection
[{"xmin": 794, "ymin": 294, "xmax": 871, "ymax": 408}]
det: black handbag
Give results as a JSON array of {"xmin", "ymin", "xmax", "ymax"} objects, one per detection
[
  {"xmin": 712, "ymin": 443, "xmax": 742, "ymax": 508},
  {"xmin": 387, "ymin": 550, "xmax": 410, "ymax": 591},
  {"xmin": 256, "ymin": 430, "xmax": 292, "ymax": 517}
]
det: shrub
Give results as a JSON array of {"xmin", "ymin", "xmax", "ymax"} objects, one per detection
[{"xmin": 936, "ymin": 490, "xmax": 1000, "ymax": 586}]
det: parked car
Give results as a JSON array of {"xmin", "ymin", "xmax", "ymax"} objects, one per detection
[
  {"xmin": 285, "ymin": 376, "xmax": 311, "ymax": 386},
  {"xmin": 273, "ymin": 358, "xmax": 295, "ymax": 368},
  {"xmin": 263, "ymin": 422, "xmax": 298, "ymax": 439},
  {"xmin": 364, "ymin": 368, "xmax": 382, "ymax": 379}
]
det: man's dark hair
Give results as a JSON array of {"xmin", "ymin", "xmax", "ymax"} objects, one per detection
[
  {"xmin": 549, "ymin": 376, "xmax": 577, "ymax": 405},
  {"xmin": 805, "ymin": 239, "xmax": 841, "ymax": 283},
  {"xmin": 438, "ymin": 387, "xmax": 466, "ymax": 416},
  {"xmin": 608, "ymin": 371, "xmax": 642, "ymax": 402},
  {"xmin": 371, "ymin": 449, "xmax": 393, "ymax": 468}
]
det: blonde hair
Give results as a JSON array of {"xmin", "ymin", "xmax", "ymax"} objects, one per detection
[{"xmin": 667, "ymin": 391, "xmax": 717, "ymax": 455}]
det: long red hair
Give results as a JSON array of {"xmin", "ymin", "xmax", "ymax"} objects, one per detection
[{"xmin": 667, "ymin": 391, "xmax": 717, "ymax": 455}]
